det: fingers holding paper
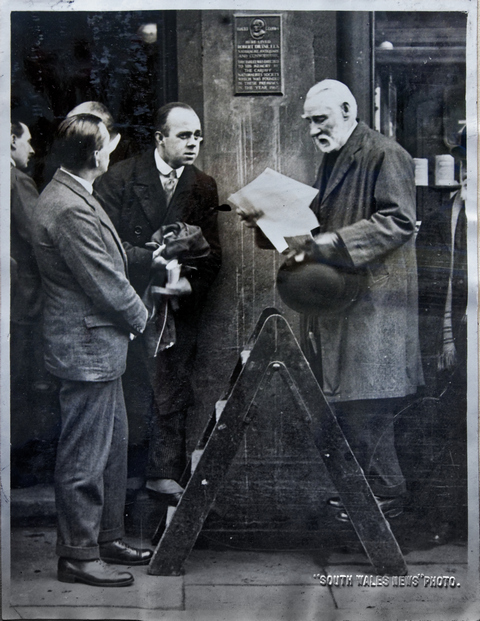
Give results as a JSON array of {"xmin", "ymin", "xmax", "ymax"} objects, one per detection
[{"xmin": 236, "ymin": 205, "xmax": 264, "ymax": 228}]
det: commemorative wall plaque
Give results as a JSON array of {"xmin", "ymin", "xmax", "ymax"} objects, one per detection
[{"xmin": 234, "ymin": 15, "xmax": 283, "ymax": 95}]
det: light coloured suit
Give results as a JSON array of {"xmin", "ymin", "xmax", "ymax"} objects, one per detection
[{"xmin": 32, "ymin": 169, "xmax": 147, "ymax": 560}]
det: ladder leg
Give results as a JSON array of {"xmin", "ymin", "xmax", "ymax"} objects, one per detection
[
  {"xmin": 270, "ymin": 332, "xmax": 407, "ymax": 575},
  {"xmin": 148, "ymin": 312, "xmax": 407, "ymax": 576}
]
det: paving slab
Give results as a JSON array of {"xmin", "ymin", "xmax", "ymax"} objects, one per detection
[
  {"xmin": 9, "ymin": 527, "xmax": 183, "ymax": 612},
  {"xmin": 184, "ymin": 549, "xmax": 328, "ymax": 585},
  {"xmin": 185, "ymin": 584, "xmax": 335, "ymax": 618},
  {"xmin": 6, "ymin": 525, "xmax": 478, "ymax": 621},
  {"xmin": 10, "ymin": 569, "xmax": 183, "ymax": 611},
  {"xmin": 4, "ymin": 607, "xmax": 270, "ymax": 621}
]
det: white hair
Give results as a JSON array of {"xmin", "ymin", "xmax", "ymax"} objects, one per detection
[{"xmin": 304, "ymin": 79, "xmax": 358, "ymax": 118}]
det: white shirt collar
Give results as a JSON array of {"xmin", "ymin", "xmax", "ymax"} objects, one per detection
[
  {"xmin": 10, "ymin": 157, "xmax": 16, "ymax": 167},
  {"xmin": 60, "ymin": 167, "xmax": 94, "ymax": 195},
  {"xmin": 154, "ymin": 149, "xmax": 184, "ymax": 178}
]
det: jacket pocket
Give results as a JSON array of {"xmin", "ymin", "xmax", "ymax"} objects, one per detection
[
  {"xmin": 367, "ymin": 260, "xmax": 389, "ymax": 285},
  {"xmin": 84, "ymin": 313, "xmax": 117, "ymax": 328}
]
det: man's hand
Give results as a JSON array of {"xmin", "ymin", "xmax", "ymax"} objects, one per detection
[
  {"xmin": 311, "ymin": 231, "xmax": 340, "ymax": 263},
  {"xmin": 165, "ymin": 276, "xmax": 192, "ymax": 297},
  {"xmin": 285, "ymin": 231, "xmax": 352, "ymax": 268},
  {"xmin": 151, "ymin": 244, "xmax": 169, "ymax": 272},
  {"xmin": 236, "ymin": 206, "xmax": 264, "ymax": 229},
  {"xmin": 284, "ymin": 234, "xmax": 314, "ymax": 264}
]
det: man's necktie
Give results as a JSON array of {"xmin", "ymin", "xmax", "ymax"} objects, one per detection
[{"xmin": 163, "ymin": 169, "xmax": 177, "ymax": 206}]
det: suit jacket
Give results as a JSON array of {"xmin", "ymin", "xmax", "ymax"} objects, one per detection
[
  {"xmin": 301, "ymin": 122, "xmax": 423, "ymax": 402},
  {"xmin": 10, "ymin": 165, "xmax": 42, "ymax": 323},
  {"xmin": 94, "ymin": 150, "xmax": 222, "ymax": 311},
  {"xmin": 32, "ymin": 169, "xmax": 147, "ymax": 382}
]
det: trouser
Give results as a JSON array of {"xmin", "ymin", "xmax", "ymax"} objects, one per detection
[
  {"xmin": 331, "ymin": 397, "xmax": 407, "ymax": 498},
  {"xmin": 146, "ymin": 314, "xmax": 199, "ymax": 482},
  {"xmin": 54, "ymin": 377, "xmax": 127, "ymax": 560}
]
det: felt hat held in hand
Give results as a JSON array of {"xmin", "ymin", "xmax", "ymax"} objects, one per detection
[{"xmin": 276, "ymin": 260, "xmax": 366, "ymax": 314}]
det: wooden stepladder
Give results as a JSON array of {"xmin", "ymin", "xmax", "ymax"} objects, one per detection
[{"xmin": 148, "ymin": 308, "xmax": 407, "ymax": 577}]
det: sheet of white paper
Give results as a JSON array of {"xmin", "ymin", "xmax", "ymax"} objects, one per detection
[{"xmin": 227, "ymin": 168, "xmax": 319, "ymax": 252}]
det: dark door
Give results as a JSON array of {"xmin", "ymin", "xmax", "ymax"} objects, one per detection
[{"xmin": 11, "ymin": 10, "xmax": 178, "ymax": 188}]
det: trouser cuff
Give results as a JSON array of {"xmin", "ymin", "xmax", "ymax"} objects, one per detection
[
  {"xmin": 56, "ymin": 544, "xmax": 99, "ymax": 561},
  {"xmin": 98, "ymin": 526, "xmax": 124, "ymax": 544}
]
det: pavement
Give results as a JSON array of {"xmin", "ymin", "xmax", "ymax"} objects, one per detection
[{"xmin": 3, "ymin": 485, "xmax": 479, "ymax": 621}]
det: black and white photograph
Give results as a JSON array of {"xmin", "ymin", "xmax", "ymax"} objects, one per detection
[{"xmin": 1, "ymin": 0, "xmax": 478, "ymax": 619}]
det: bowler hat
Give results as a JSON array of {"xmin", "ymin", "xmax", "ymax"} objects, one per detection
[{"xmin": 276, "ymin": 260, "xmax": 365, "ymax": 314}]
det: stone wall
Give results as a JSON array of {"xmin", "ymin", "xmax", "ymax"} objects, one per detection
[{"xmin": 177, "ymin": 10, "xmax": 337, "ymax": 442}]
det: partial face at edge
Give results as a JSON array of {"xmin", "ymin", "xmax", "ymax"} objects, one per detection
[
  {"xmin": 93, "ymin": 123, "xmax": 112, "ymax": 177},
  {"xmin": 11, "ymin": 123, "xmax": 35, "ymax": 170}
]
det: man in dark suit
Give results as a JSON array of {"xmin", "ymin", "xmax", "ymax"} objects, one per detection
[
  {"xmin": 239, "ymin": 80, "xmax": 423, "ymax": 521},
  {"xmin": 32, "ymin": 114, "xmax": 152, "ymax": 587},
  {"xmin": 95, "ymin": 102, "xmax": 221, "ymax": 502},
  {"xmin": 10, "ymin": 121, "xmax": 42, "ymax": 434}
]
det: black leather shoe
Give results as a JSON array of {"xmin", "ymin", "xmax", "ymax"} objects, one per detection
[
  {"xmin": 58, "ymin": 557, "xmax": 134, "ymax": 587},
  {"xmin": 328, "ymin": 496, "xmax": 403, "ymax": 522},
  {"xmin": 99, "ymin": 539, "xmax": 153, "ymax": 566}
]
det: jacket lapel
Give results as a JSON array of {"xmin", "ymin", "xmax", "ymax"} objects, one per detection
[
  {"xmin": 93, "ymin": 199, "xmax": 129, "ymax": 265},
  {"xmin": 321, "ymin": 122, "xmax": 366, "ymax": 204}
]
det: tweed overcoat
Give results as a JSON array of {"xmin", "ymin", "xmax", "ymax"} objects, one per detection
[
  {"xmin": 301, "ymin": 122, "xmax": 424, "ymax": 402},
  {"xmin": 32, "ymin": 169, "xmax": 147, "ymax": 382}
]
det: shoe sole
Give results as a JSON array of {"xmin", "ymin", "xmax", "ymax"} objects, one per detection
[
  {"xmin": 58, "ymin": 572, "xmax": 134, "ymax": 587},
  {"xmin": 100, "ymin": 556, "xmax": 152, "ymax": 566}
]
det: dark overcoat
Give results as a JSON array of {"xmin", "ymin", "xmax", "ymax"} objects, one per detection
[
  {"xmin": 10, "ymin": 165, "xmax": 42, "ymax": 323},
  {"xmin": 32, "ymin": 169, "xmax": 147, "ymax": 382},
  {"xmin": 94, "ymin": 149, "xmax": 222, "ymax": 454},
  {"xmin": 301, "ymin": 122, "xmax": 424, "ymax": 402},
  {"xmin": 94, "ymin": 149, "xmax": 222, "ymax": 308}
]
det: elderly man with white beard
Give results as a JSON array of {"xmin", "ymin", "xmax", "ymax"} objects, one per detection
[{"xmin": 238, "ymin": 79, "xmax": 423, "ymax": 522}]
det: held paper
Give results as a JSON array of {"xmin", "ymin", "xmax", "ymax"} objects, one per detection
[{"xmin": 227, "ymin": 167, "xmax": 319, "ymax": 252}]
